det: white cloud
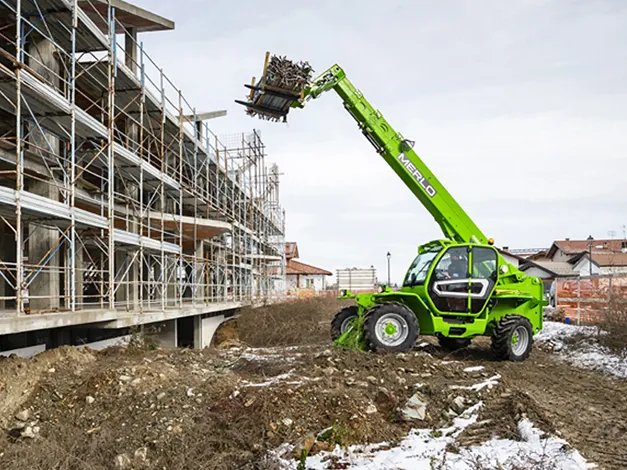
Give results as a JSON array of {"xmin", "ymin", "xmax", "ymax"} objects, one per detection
[{"xmin": 131, "ymin": 0, "xmax": 627, "ymax": 284}]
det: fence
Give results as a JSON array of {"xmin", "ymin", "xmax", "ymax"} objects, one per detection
[
  {"xmin": 286, "ymin": 288, "xmax": 338, "ymax": 300},
  {"xmin": 555, "ymin": 274, "xmax": 627, "ymax": 324},
  {"xmin": 337, "ymin": 268, "xmax": 377, "ymax": 292}
]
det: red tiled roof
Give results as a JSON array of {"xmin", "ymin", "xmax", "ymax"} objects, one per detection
[
  {"xmin": 592, "ymin": 252, "xmax": 627, "ymax": 267},
  {"xmin": 549, "ymin": 239, "xmax": 624, "ymax": 257},
  {"xmin": 286, "ymin": 259, "xmax": 332, "ymax": 276}
]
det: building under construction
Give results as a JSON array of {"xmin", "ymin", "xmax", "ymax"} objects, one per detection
[{"xmin": 0, "ymin": 0, "xmax": 286, "ymax": 354}]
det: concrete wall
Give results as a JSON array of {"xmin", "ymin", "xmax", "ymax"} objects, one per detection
[
  {"xmin": 0, "ymin": 343, "xmax": 46, "ymax": 358},
  {"xmin": 193, "ymin": 314, "xmax": 226, "ymax": 349},
  {"xmin": 500, "ymin": 252, "xmax": 520, "ymax": 269},
  {"xmin": 522, "ymin": 266, "xmax": 554, "ymax": 279},
  {"xmin": 153, "ymin": 320, "xmax": 177, "ymax": 348},
  {"xmin": 572, "ymin": 258, "xmax": 602, "ymax": 276},
  {"xmin": 287, "ymin": 274, "xmax": 326, "ymax": 292},
  {"xmin": 77, "ymin": 335, "xmax": 131, "ymax": 351},
  {"xmin": 551, "ymin": 249, "xmax": 571, "ymax": 262}
]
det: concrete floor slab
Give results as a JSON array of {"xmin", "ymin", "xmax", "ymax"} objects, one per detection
[{"xmin": 0, "ymin": 301, "xmax": 242, "ymax": 336}]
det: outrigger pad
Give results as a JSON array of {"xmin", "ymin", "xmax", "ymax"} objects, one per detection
[{"xmin": 235, "ymin": 53, "xmax": 314, "ymax": 122}]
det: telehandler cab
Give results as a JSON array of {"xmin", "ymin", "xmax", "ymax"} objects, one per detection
[{"xmin": 236, "ymin": 53, "xmax": 546, "ymax": 361}]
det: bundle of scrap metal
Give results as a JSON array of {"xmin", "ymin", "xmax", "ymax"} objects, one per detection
[
  {"xmin": 264, "ymin": 55, "xmax": 314, "ymax": 94},
  {"xmin": 236, "ymin": 53, "xmax": 314, "ymax": 122}
]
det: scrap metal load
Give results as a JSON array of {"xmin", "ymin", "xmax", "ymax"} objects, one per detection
[{"xmin": 235, "ymin": 52, "xmax": 313, "ymax": 122}]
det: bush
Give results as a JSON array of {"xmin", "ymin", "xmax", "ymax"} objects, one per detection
[
  {"xmin": 597, "ymin": 294, "xmax": 627, "ymax": 354},
  {"xmin": 236, "ymin": 297, "xmax": 352, "ymax": 348}
]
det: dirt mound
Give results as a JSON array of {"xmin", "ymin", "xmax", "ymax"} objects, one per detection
[
  {"xmin": 236, "ymin": 297, "xmax": 351, "ymax": 348},
  {"xmin": 0, "ymin": 346, "xmax": 95, "ymax": 429},
  {"xmin": 1, "ymin": 299, "xmax": 626, "ymax": 469},
  {"xmin": 0, "ymin": 339, "xmax": 522, "ymax": 470}
]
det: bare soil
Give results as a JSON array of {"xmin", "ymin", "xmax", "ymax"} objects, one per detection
[
  {"xmin": 442, "ymin": 338, "xmax": 627, "ymax": 469},
  {"xmin": 0, "ymin": 299, "xmax": 625, "ymax": 470}
]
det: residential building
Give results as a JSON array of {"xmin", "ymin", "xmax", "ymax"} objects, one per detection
[
  {"xmin": 285, "ymin": 243, "xmax": 332, "ymax": 295},
  {"xmin": 500, "ymin": 247, "xmax": 548, "ymax": 260},
  {"xmin": 498, "ymin": 249, "xmax": 530, "ymax": 269},
  {"xmin": 519, "ymin": 237, "xmax": 627, "ymax": 281}
]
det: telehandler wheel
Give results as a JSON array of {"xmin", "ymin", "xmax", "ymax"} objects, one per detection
[
  {"xmin": 363, "ymin": 302, "xmax": 418, "ymax": 353},
  {"xmin": 331, "ymin": 306, "xmax": 359, "ymax": 341},
  {"xmin": 491, "ymin": 315, "xmax": 533, "ymax": 362},
  {"xmin": 437, "ymin": 334, "xmax": 471, "ymax": 351}
]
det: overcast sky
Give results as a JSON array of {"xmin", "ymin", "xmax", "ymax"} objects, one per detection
[{"xmin": 131, "ymin": 0, "xmax": 627, "ymax": 284}]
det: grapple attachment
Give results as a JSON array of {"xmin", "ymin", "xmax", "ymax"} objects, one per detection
[{"xmin": 235, "ymin": 52, "xmax": 314, "ymax": 122}]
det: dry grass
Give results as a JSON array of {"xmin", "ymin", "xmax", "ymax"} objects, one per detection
[
  {"xmin": 597, "ymin": 294, "xmax": 627, "ymax": 354},
  {"xmin": 236, "ymin": 297, "xmax": 352, "ymax": 348}
]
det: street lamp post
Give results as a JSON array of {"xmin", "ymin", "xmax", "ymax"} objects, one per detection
[
  {"xmin": 386, "ymin": 252, "xmax": 391, "ymax": 286},
  {"xmin": 587, "ymin": 235, "xmax": 593, "ymax": 276}
]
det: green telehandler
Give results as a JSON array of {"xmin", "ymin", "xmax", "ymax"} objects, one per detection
[{"xmin": 236, "ymin": 53, "xmax": 547, "ymax": 361}]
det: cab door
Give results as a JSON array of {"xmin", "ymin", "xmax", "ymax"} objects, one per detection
[{"xmin": 427, "ymin": 245, "xmax": 498, "ymax": 315}]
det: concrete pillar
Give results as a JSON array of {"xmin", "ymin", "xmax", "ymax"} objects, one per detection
[
  {"xmin": 152, "ymin": 257, "xmax": 162, "ymax": 307},
  {"xmin": 75, "ymin": 247, "xmax": 84, "ymax": 308},
  {"xmin": 0, "ymin": 228, "xmax": 5, "ymax": 310},
  {"xmin": 152, "ymin": 256, "xmax": 175, "ymax": 308},
  {"xmin": 27, "ymin": 39, "xmax": 59, "ymax": 87},
  {"xmin": 0, "ymin": 224, "xmax": 16, "ymax": 309},
  {"xmin": 124, "ymin": 28, "xmax": 138, "ymax": 75},
  {"xmin": 154, "ymin": 319, "xmax": 177, "ymax": 348},
  {"xmin": 196, "ymin": 242, "xmax": 204, "ymax": 302},
  {"xmin": 193, "ymin": 314, "xmax": 225, "ymax": 349},
  {"xmin": 28, "ymin": 180, "xmax": 61, "ymax": 311},
  {"xmin": 183, "ymin": 242, "xmax": 204, "ymax": 300},
  {"xmin": 166, "ymin": 259, "xmax": 177, "ymax": 306},
  {"xmin": 115, "ymin": 250, "xmax": 139, "ymax": 310},
  {"xmin": 26, "ymin": 39, "xmax": 61, "ymax": 312},
  {"xmin": 196, "ymin": 121, "xmax": 203, "ymax": 142},
  {"xmin": 127, "ymin": 183, "xmax": 140, "ymax": 233}
]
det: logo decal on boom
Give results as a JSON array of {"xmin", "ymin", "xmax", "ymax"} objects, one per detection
[{"xmin": 397, "ymin": 153, "xmax": 437, "ymax": 197}]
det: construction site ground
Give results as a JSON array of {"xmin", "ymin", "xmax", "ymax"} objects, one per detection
[{"xmin": 0, "ymin": 299, "xmax": 626, "ymax": 470}]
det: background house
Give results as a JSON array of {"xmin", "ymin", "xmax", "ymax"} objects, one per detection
[
  {"xmin": 518, "ymin": 237, "xmax": 627, "ymax": 281},
  {"xmin": 285, "ymin": 242, "xmax": 332, "ymax": 295}
]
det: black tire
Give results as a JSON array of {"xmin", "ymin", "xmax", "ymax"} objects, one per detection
[
  {"xmin": 491, "ymin": 315, "xmax": 534, "ymax": 362},
  {"xmin": 363, "ymin": 302, "xmax": 418, "ymax": 353},
  {"xmin": 437, "ymin": 334, "xmax": 471, "ymax": 351},
  {"xmin": 330, "ymin": 306, "xmax": 359, "ymax": 341}
]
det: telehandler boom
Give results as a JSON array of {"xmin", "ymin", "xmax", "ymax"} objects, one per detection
[{"xmin": 236, "ymin": 53, "xmax": 546, "ymax": 361}]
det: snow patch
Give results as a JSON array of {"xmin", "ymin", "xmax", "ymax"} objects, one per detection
[
  {"xmin": 239, "ymin": 372, "xmax": 321, "ymax": 388},
  {"xmin": 239, "ymin": 352, "xmax": 301, "ymax": 363},
  {"xmin": 536, "ymin": 321, "xmax": 627, "ymax": 379},
  {"xmin": 272, "ymin": 402, "xmax": 595, "ymax": 469},
  {"xmin": 449, "ymin": 374, "xmax": 501, "ymax": 391},
  {"xmin": 241, "ymin": 373, "xmax": 301, "ymax": 388}
]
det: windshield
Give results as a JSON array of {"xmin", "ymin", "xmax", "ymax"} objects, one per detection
[{"xmin": 403, "ymin": 248, "xmax": 441, "ymax": 287}]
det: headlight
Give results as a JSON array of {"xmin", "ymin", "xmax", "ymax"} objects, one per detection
[
  {"xmin": 377, "ymin": 285, "xmax": 385, "ymax": 293},
  {"xmin": 340, "ymin": 289, "xmax": 347, "ymax": 296}
]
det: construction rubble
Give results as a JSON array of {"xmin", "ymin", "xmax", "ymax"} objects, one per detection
[{"xmin": 0, "ymin": 306, "xmax": 626, "ymax": 469}]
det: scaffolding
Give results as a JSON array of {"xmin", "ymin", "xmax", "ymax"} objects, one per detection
[{"xmin": 0, "ymin": 0, "xmax": 286, "ymax": 317}]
